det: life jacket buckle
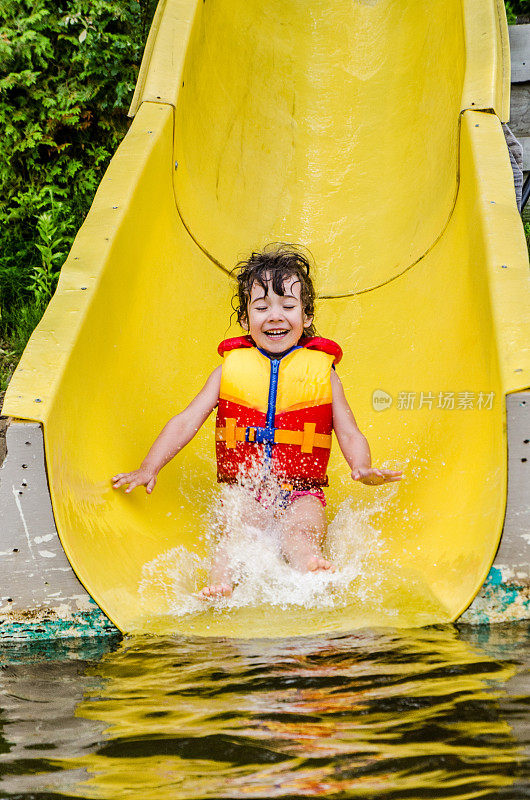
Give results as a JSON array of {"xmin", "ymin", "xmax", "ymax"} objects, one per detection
[
  {"xmin": 247, "ymin": 425, "xmax": 275, "ymax": 445},
  {"xmin": 245, "ymin": 427, "xmax": 256, "ymax": 443}
]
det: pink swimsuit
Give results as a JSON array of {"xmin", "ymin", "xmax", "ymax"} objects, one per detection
[
  {"xmin": 287, "ymin": 488, "xmax": 326, "ymax": 508},
  {"xmin": 255, "ymin": 484, "xmax": 326, "ymax": 512}
]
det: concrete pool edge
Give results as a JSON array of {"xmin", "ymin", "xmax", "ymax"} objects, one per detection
[
  {"xmin": 0, "ymin": 420, "xmax": 116, "ymax": 639},
  {"xmin": 461, "ymin": 390, "xmax": 530, "ymax": 624}
]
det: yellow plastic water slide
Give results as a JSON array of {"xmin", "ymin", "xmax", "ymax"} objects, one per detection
[{"xmin": 3, "ymin": 0, "xmax": 530, "ymax": 636}]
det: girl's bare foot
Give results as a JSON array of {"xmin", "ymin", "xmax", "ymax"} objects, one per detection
[
  {"xmin": 197, "ymin": 583, "xmax": 233, "ymax": 600},
  {"xmin": 306, "ymin": 555, "xmax": 335, "ymax": 572}
]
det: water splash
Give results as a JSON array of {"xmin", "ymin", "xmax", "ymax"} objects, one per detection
[{"xmin": 138, "ymin": 471, "xmax": 395, "ymax": 618}]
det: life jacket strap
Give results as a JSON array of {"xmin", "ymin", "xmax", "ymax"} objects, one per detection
[{"xmin": 216, "ymin": 420, "xmax": 332, "ymax": 453}]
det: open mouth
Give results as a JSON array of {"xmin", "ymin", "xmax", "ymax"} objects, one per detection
[{"xmin": 264, "ymin": 329, "xmax": 289, "ymax": 340}]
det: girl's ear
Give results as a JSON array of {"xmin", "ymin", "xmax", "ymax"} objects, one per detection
[
  {"xmin": 303, "ymin": 314, "xmax": 313, "ymax": 329},
  {"xmin": 240, "ymin": 314, "xmax": 249, "ymax": 331}
]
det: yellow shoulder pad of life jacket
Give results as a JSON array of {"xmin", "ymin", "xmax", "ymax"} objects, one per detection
[{"xmin": 220, "ymin": 347, "xmax": 334, "ymax": 414}]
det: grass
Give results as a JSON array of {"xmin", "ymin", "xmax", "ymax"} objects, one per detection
[{"xmin": 0, "ymin": 302, "xmax": 46, "ymax": 392}]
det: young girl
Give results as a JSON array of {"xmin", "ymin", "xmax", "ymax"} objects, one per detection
[{"xmin": 112, "ymin": 244, "xmax": 402, "ymax": 598}]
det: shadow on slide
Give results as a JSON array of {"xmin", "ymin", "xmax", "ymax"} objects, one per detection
[{"xmin": 3, "ymin": 0, "xmax": 530, "ymax": 635}]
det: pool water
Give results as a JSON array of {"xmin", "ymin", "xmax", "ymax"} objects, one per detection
[{"xmin": 0, "ymin": 624, "xmax": 528, "ymax": 799}]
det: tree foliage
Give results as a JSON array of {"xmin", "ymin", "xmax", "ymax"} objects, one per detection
[
  {"xmin": 0, "ymin": 0, "xmax": 156, "ymax": 321},
  {"xmin": 505, "ymin": 0, "xmax": 530, "ymax": 22}
]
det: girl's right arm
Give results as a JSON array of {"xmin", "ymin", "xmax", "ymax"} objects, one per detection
[{"xmin": 112, "ymin": 366, "xmax": 222, "ymax": 494}]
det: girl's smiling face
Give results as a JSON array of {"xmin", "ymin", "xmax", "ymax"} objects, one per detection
[{"xmin": 242, "ymin": 273, "xmax": 313, "ymax": 353}]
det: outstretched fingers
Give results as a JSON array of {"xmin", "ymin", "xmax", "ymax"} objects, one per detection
[
  {"xmin": 112, "ymin": 473, "xmax": 132, "ymax": 488},
  {"xmin": 381, "ymin": 469, "xmax": 403, "ymax": 482},
  {"xmin": 111, "ymin": 471, "xmax": 156, "ymax": 493},
  {"xmin": 114, "ymin": 475, "xmax": 138, "ymax": 493},
  {"xmin": 352, "ymin": 467, "xmax": 404, "ymax": 485}
]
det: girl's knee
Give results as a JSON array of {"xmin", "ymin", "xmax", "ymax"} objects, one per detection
[
  {"xmin": 285, "ymin": 495, "xmax": 326, "ymax": 526},
  {"xmin": 282, "ymin": 514, "xmax": 327, "ymax": 548}
]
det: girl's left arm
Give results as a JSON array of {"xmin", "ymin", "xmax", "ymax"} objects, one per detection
[{"xmin": 331, "ymin": 370, "xmax": 402, "ymax": 486}]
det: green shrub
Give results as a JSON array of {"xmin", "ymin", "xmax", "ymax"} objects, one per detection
[
  {"xmin": 0, "ymin": 0, "xmax": 156, "ymax": 385},
  {"xmin": 505, "ymin": 0, "xmax": 530, "ymax": 22}
]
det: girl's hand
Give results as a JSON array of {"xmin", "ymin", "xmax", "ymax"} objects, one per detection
[
  {"xmin": 112, "ymin": 468, "xmax": 157, "ymax": 494},
  {"xmin": 352, "ymin": 467, "xmax": 403, "ymax": 485}
]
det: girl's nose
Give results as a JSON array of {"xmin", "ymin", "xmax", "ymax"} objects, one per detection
[{"xmin": 267, "ymin": 306, "xmax": 284, "ymax": 321}]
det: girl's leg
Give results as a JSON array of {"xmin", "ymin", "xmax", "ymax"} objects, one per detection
[
  {"xmin": 198, "ymin": 486, "xmax": 269, "ymax": 599},
  {"xmin": 197, "ymin": 537, "xmax": 233, "ymax": 599},
  {"xmin": 279, "ymin": 494, "xmax": 333, "ymax": 572}
]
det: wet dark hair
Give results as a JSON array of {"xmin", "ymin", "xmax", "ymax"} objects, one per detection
[{"xmin": 232, "ymin": 243, "xmax": 317, "ymax": 337}]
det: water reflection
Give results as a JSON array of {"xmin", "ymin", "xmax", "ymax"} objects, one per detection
[
  {"xmin": 0, "ymin": 625, "xmax": 528, "ymax": 799},
  {"xmin": 0, "ymin": 635, "xmax": 120, "ymax": 798}
]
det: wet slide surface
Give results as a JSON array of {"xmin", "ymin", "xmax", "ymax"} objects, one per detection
[{"xmin": 3, "ymin": 0, "xmax": 530, "ymax": 635}]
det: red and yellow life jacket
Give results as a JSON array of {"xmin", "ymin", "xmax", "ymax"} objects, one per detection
[{"xmin": 215, "ymin": 336, "xmax": 342, "ymax": 487}]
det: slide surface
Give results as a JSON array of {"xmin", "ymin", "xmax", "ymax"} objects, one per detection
[{"xmin": 3, "ymin": 0, "xmax": 530, "ymax": 635}]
